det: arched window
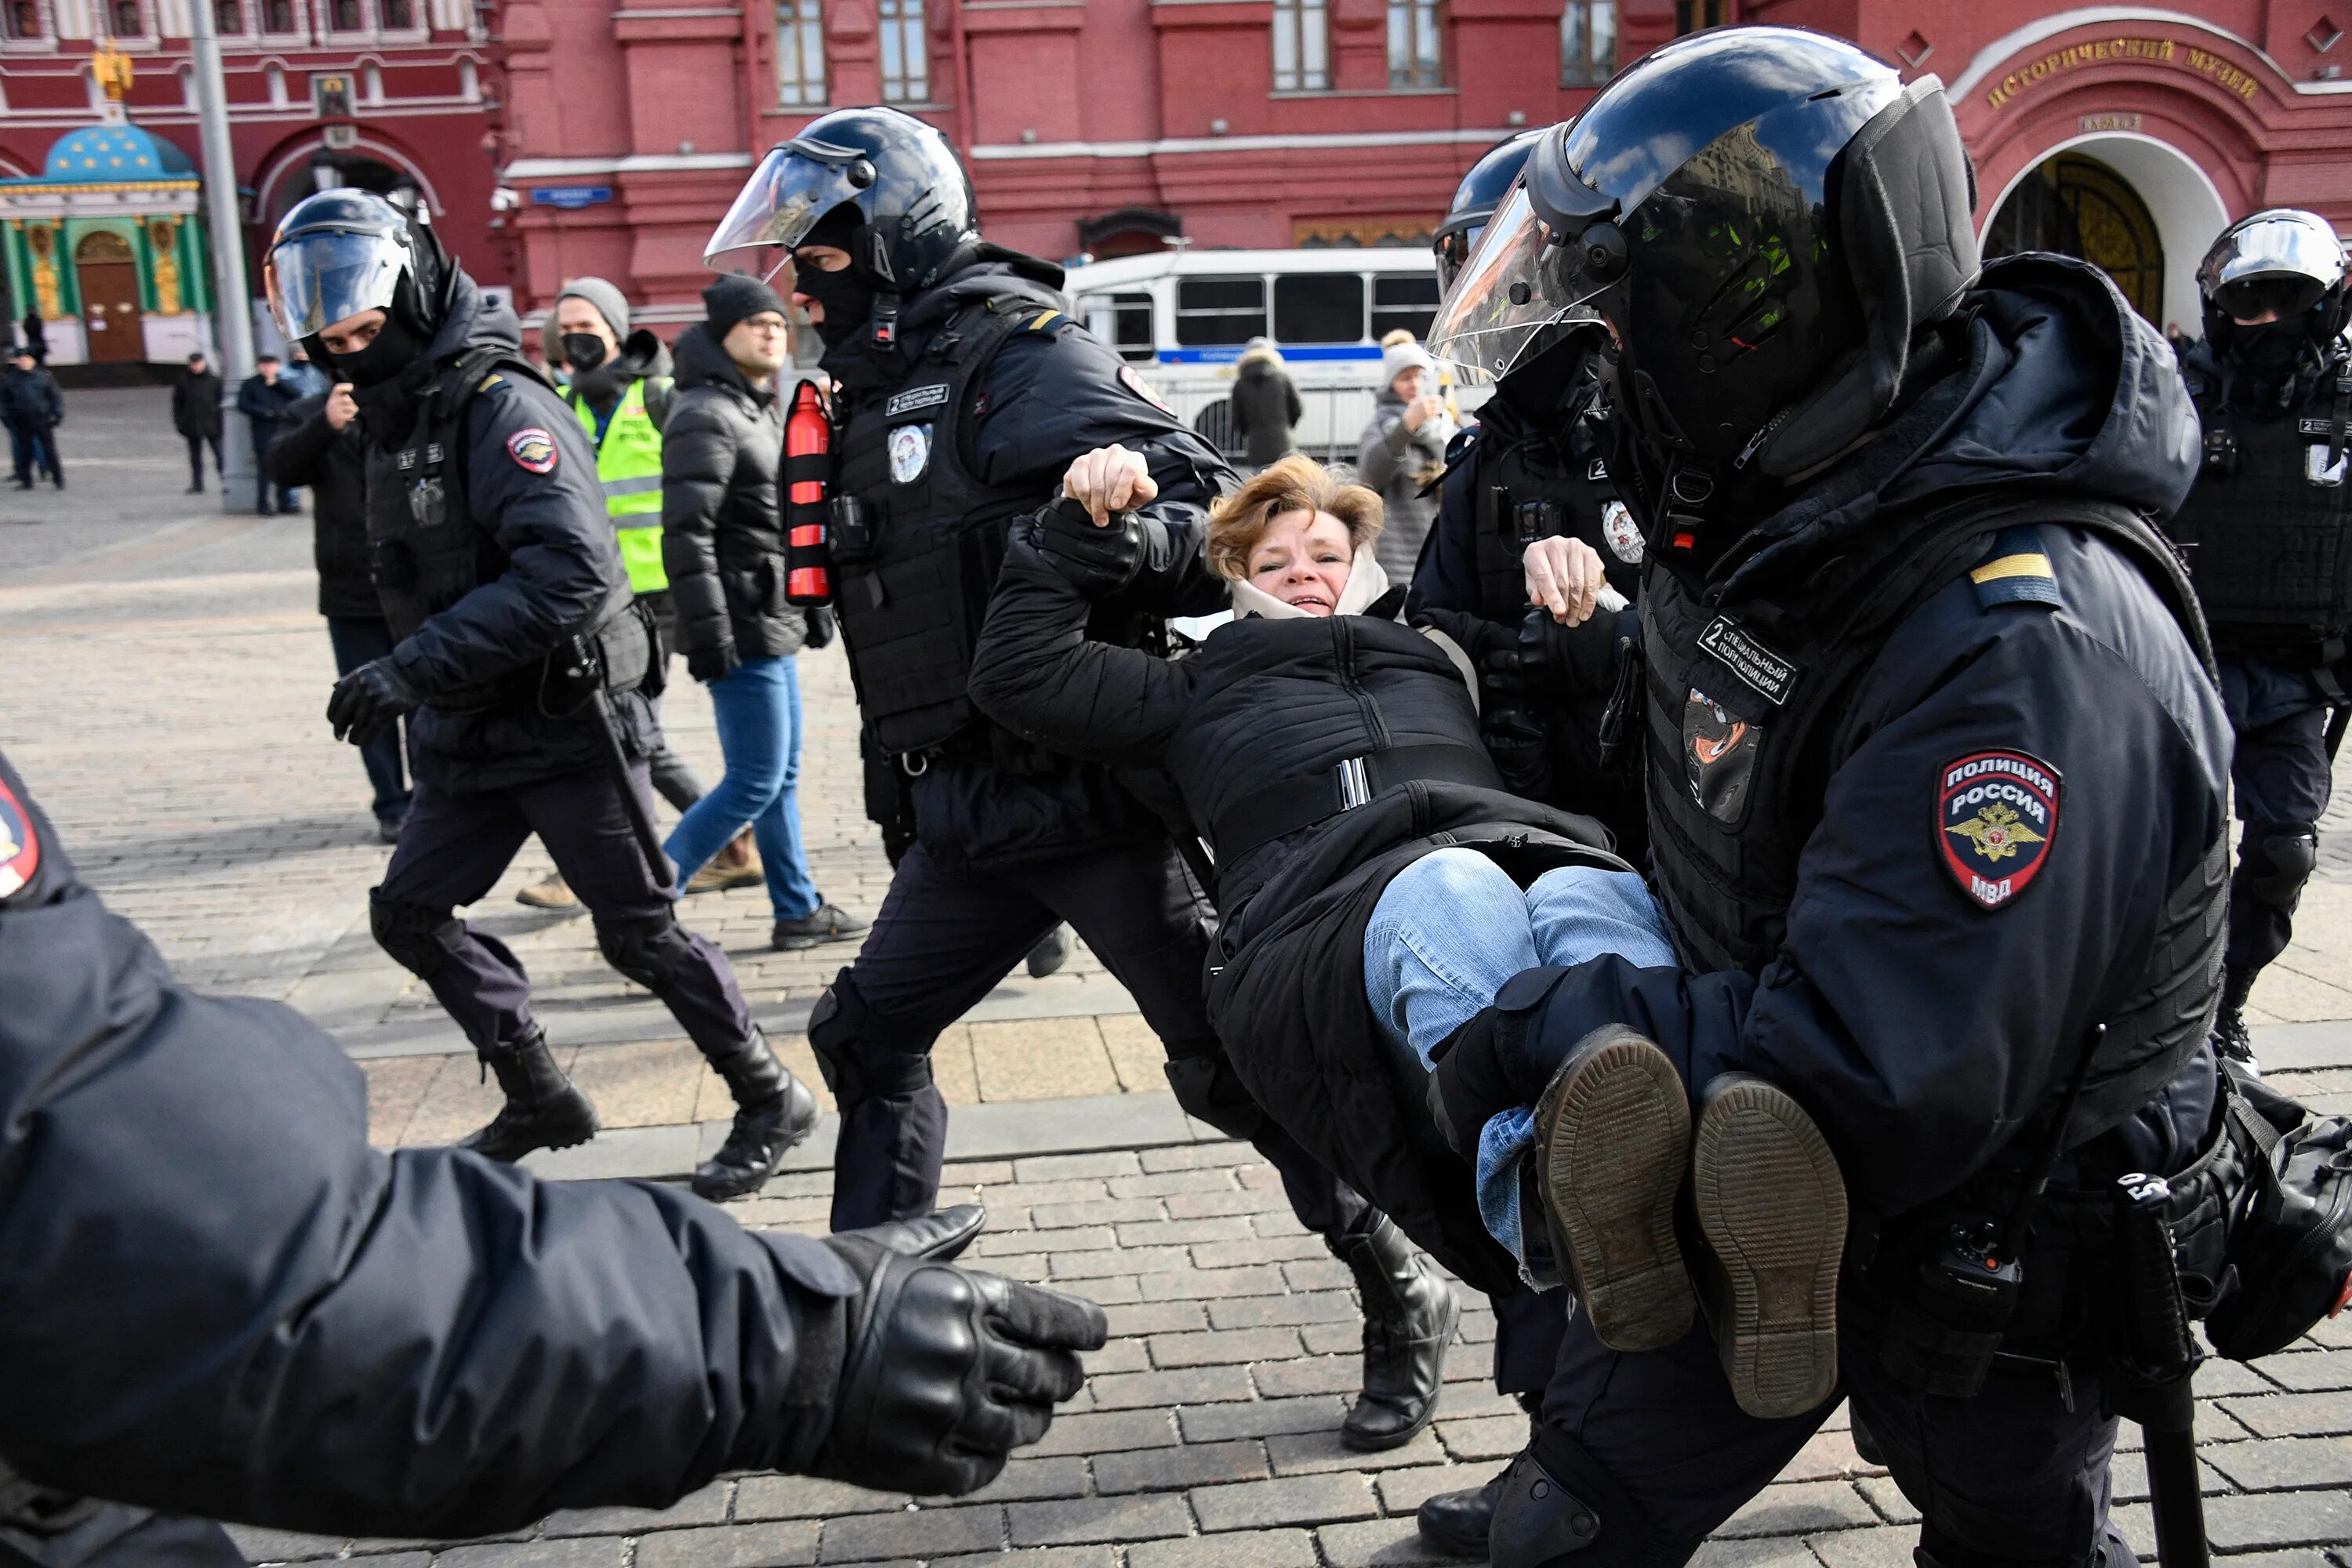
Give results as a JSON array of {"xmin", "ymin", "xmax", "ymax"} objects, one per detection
[
  {"xmin": 1385, "ymin": 0, "xmax": 1440, "ymax": 86},
  {"xmin": 330, "ymin": 0, "xmax": 359, "ymax": 28},
  {"xmin": 776, "ymin": 0, "xmax": 824, "ymax": 106},
  {"xmin": 1271, "ymin": 0, "xmax": 1327, "ymax": 90},
  {"xmin": 1559, "ymin": 0, "xmax": 1612, "ymax": 84},
  {"xmin": 263, "ymin": 0, "xmax": 292, "ymax": 27},
  {"xmin": 109, "ymin": 0, "xmax": 139, "ymax": 31},
  {"xmin": 3, "ymin": 0, "xmax": 42, "ymax": 36},
  {"xmin": 213, "ymin": 0, "xmax": 239, "ymax": 28}
]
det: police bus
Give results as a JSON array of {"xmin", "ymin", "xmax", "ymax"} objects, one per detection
[{"xmin": 1063, "ymin": 247, "xmax": 1480, "ymax": 465}]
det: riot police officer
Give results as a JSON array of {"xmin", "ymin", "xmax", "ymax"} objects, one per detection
[
  {"xmin": 1422, "ymin": 31, "xmax": 2231, "ymax": 1564},
  {"xmin": 267, "ymin": 191, "xmax": 816, "ymax": 1203},
  {"xmin": 0, "ymin": 747, "xmax": 1103, "ymax": 1558},
  {"xmin": 705, "ymin": 107, "xmax": 1458, "ymax": 1451},
  {"xmin": 2167, "ymin": 209, "xmax": 2352, "ymax": 1069},
  {"xmin": 1409, "ymin": 130, "xmax": 1644, "ymax": 859}
]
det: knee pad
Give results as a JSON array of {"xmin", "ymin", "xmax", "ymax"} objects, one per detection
[
  {"xmin": 1161, "ymin": 1037, "xmax": 1272, "ymax": 1142},
  {"xmin": 2242, "ymin": 823, "xmax": 2319, "ymax": 910},
  {"xmin": 808, "ymin": 969, "xmax": 935, "ymax": 1109},
  {"xmin": 595, "ymin": 913, "xmax": 699, "ymax": 993},
  {"xmin": 1490, "ymin": 1427, "xmax": 1697, "ymax": 1568},
  {"xmin": 369, "ymin": 891, "xmax": 463, "ymax": 979}
]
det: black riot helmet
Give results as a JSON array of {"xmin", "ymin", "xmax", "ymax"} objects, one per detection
[
  {"xmin": 265, "ymin": 187, "xmax": 449, "ymax": 345},
  {"xmin": 1434, "ymin": 130, "xmax": 1542, "ymax": 295},
  {"xmin": 2198, "ymin": 208, "xmax": 2350, "ymax": 353},
  {"xmin": 705, "ymin": 106, "xmax": 978, "ymax": 294},
  {"xmin": 1430, "ymin": 27, "xmax": 1979, "ymax": 481}
]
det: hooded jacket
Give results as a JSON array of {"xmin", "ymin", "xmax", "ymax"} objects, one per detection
[
  {"xmin": 659, "ymin": 321, "xmax": 807, "ymax": 667},
  {"xmin": 1434, "ymin": 255, "xmax": 2232, "ymax": 1220},
  {"xmin": 1231, "ymin": 347, "xmax": 1301, "ymax": 468},
  {"xmin": 1357, "ymin": 383, "xmax": 1455, "ymax": 585},
  {"xmin": 972, "ymin": 538, "xmax": 1619, "ymax": 1293}
]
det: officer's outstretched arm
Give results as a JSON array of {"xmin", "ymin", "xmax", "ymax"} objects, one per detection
[{"xmin": 0, "ymin": 757, "xmax": 1102, "ymax": 1539}]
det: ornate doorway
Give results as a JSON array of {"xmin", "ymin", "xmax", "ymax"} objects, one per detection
[
  {"xmin": 1984, "ymin": 152, "xmax": 2165, "ymax": 322},
  {"xmin": 74, "ymin": 229, "xmax": 143, "ymax": 363}
]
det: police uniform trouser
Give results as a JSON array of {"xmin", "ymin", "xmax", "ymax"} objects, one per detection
[
  {"xmin": 813, "ymin": 836, "xmax": 1369, "ymax": 1238},
  {"xmin": 371, "ymin": 764, "xmax": 757, "ymax": 1062},
  {"xmin": 0, "ymin": 1504, "xmax": 240, "ymax": 1568},
  {"xmin": 2220, "ymin": 660, "xmax": 2335, "ymax": 976},
  {"xmin": 1516, "ymin": 1305, "xmax": 2132, "ymax": 1568}
]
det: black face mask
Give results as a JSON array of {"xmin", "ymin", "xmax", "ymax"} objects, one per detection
[
  {"xmin": 2229, "ymin": 317, "xmax": 2309, "ymax": 387},
  {"xmin": 794, "ymin": 263, "xmax": 877, "ymax": 354},
  {"xmin": 561, "ymin": 332, "xmax": 610, "ymax": 372},
  {"xmin": 333, "ymin": 316, "xmax": 426, "ymax": 390}
]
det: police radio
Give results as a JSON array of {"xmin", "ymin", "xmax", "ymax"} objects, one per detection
[{"xmin": 783, "ymin": 379, "xmax": 835, "ymax": 605}]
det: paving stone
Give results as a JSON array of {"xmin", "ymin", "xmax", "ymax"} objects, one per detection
[
  {"xmin": 1374, "ymin": 1464, "xmax": 1485, "ymax": 1515},
  {"xmin": 1082, "ymin": 1335, "xmax": 1154, "ymax": 1373},
  {"xmin": 1189, "ymin": 1472, "xmax": 1379, "ymax": 1531},
  {"xmin": 1854, "ymin": 1474, "xmax": 1918, "ymax": 1525},
  {"xmin": 2224, "ymin": 1392, "xmax": 2352, "ymax": 1438},
  {"xmin": 933, "ymin": 1550, "xmax": 1115, "ymax": 1568},
  {"xmin": 1087, "ymin": 1363, "xmax": 1256, "ymax": 1410},
  {"xmin": 1004, "ymin": 1494, "xmax": 1193, "ymax": 1547},
  {"xmin": 1022, "ymin": 1406, "xmax": 1181, "ymax": 1457},
  {"xmin": 1206, "ymin": 1292, "xmax": 1360, "ymax": 1330},
  {"xmin": 2203, "ymin": 1435, "xmax": 2352, "ymax": 1491},
  {"xmin": 1775, "ymin": 1426, "xmax": 1876, "ymax": 1482},
  {"xmin": 1111, "ymin": 1169, "xmax": 1243, "ymax": 1198},
  {"xmin": 1127, "ymin": 1528, "xmax": 1319, "ymax": 1568},
  {"xmin": 816, "ymin": 1504, "xmax": 1006, "ymax": 1563},
  {"xmin": 967, "ymin": 1456, "xmax": 1094, "ymax": 1502},
  {"xmin": 1138, "ymin": 1142, "xmax": 1252, "ymax": 1172},
  {"xmin": 542, "ymin": 1480, "xmax": 731, "ymax": 1535},
  {"xmin": 975, "ymin": 1225, "xmax": 1119, "ymax": 1257},
  {"xmin": 1179, "ymin": 1394, "xmax": 1352, "ymax": 1443},
  {"xmin": 431, "ymin": 1542, "xmax": 628, "ymax": 1568},
  {"xmin": 1283, "ymin": 1258, "xmax": 1353, "ymax": 1291},
  {"xmin": 1713, "ymin": 1479, "xmax": 1878, "ymax": 1538},
  {"xmin": 1314, "ymin": 1517, "xmax": 1463, "ymax": 1566},
  {"xmin": 631, "ymin": 1522, "xmax": 819, "ymax": 1568},
  {"xmin": 2257, "ymin": 1349, "xmax": 2352, "ymax": 1392},
  {"xmin": 2205, "ymin": 1489, "xmax": 2352, "ymax": 1550},
  {"xmin": 1150, "ymin": 1326, "xmax": 1307, "ymax": 1367},
  {"xmin": 1251, "ymin": 1355, "xmax": 1363, "ymax": 1399},
  {"xmin": 341, "ymin": 1554, "xmax": 431, "ymax": 1566},
  {"xmin": 1269, "ymin": 1426, "xmax": 1447, "ymax": 1475},
  {"xmin": 1802, "ymin": 1526, "xmax": 1918, "ymax": 1568},
  {"xmin": 1117, "ymin": 1216, "xmax": 1261, "ymax": 1248},
  {"xmin": 1104, "ymin": 1299, "xmax": 1211, "ymax": 1337},
  {"xmin": 1684, "ymin": 1539, "xmax": 1820, "ymax": 1568},
  {"xmin": 1164, "ymin": 1188, "xmax": 1300, "ymax": 1220},
  {"xmin": 1191, "ymin": 1235, "xmax": 1330, "ymax": 1269},
  {"xmin": 1094, "ymin": 1438, "xmax": 1270, "ymax": 1494},
  {"xmin": 1052, "ymin": 1243, "xmax": 1192, "ymax": 1279},
  {"xmin": 1434, "ymin": 1414, "xmax": 1526, "ymax": 1462},
  {"xmin": 733, "ymin": 1475, "xmax": 909, "ymax": 1521},
  {"xmin": 1129, "ymin": 1264, "xmax": 1289, "ymax": 1301},
  {"xmin": 1015, "ymin": 1151, "xmax": 1144, "ymax": 1182},
  {"xmin": 1032, "ymin": 1198, "xmax": 1169, "ymax": 1229},
  {"xmin": 228, "ymin": 1526, "xmax": 347, "ymax": 1563}
]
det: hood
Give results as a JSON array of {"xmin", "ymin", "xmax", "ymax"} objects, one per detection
[
  {"xmin": 669, "ymin": 320, "xmax": 768, "ymax": 399},
  {"xmin": 1236, "ymin": 347, "xmax": 1284, "ymax": 373},
  {"xmin": 424, "ymin": 270, "xmax": 517, "ymax": 365},
  {"xmin": 611, "ymin": 327, "xmax": 672, "ymax": 383},
  {"xmin": 820, "ymin": 246, "xmax": 1066, "ymax": 389},
  {"xmin": 1709, "ymin": 254, "xmax": 2200, "ymax": 602},
  {"xmin": 1229, "ymin": 548, "xmax": 1392, "ymax": 620}
]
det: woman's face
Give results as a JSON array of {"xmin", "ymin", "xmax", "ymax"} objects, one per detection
[
  {"xmin": 1392, "ymin": 366, "xmax": 1426, "ymax": 401},
  {"xmin": 1246, "ymin": 509, "xmax": 1354, "ymax": 615}
]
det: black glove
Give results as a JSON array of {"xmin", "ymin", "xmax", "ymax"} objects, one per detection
[
  {"xmin": 1029, "ymin": 494, "xmax": 1148, "ymax": 597},
  {"xmin": 325, "ymin": 657, "xmax": 420, "ymax": 746},
  {"xmin": 811, "ymin": 1218, "xmax": 1108, "ymax": 1496},
  {"xmin": 688, "ymin": 643, "xmax": 740, "ymax": 684},
  {"xmin": 803, "ymin": 605, "xmax": 837, "ymax": 651}
]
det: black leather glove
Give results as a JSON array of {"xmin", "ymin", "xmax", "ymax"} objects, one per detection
[
  {"xmin": 1029, "ymin": 494, "xmax": 1148, "ymax": 598},
  {"xmin": 325, "ymin": 657, "xmax": 421, "ymax": 746},
  {"xmin": 811, "ymin": 1213, "xmax": 1108, "ymax": 1496},
  {"xmin": 802, "ymin": 605, "xmax": 837, "ymax": 651},
  {"xmin": 688, "ymin": 643, "xmax": 741, "ymax": 684}
]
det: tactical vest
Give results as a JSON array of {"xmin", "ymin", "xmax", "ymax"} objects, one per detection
[
  {"xmin": 568, "ymin": 377, "xmax": 669, "ymax": 595},
  {"xmin": 368, "ymin": 345, "xmax": 648, "ymax": 714},
  {"xmin": 1461, "ymin": 399, "xmax": 1641, "ymax": 624},
  {"xmin": 2165, "ymin": 368, "xmax": 2352, "ymax": 658},
  {"xmin": 1642, "ymin": 496, "xmax": 2225, "ymax": 1133},
  {"xmin": 830, "ymin": 296, "xmax": 1079, "ymax": 758}
]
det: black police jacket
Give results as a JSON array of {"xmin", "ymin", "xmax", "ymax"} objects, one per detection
[
  {"xmin": 823, "ymin": 254, "xmax": 1231, "ymax": 868},
  {"xmin": 358, "ymin": 277, "xmax": 655, "ymax": 793},
  {"xmin": 659, "ymin": 322, "xmax": 808, "ymax": 666},
  {"xmin": 1434, "ymin": 256, "xmax": 2234, "ymax": 1220},
  {"xmin": 972, "ymin": 543, "xmax": 1619, "ymax": 1293},
  {"xmin": 0, "ymin": 749, "xmax": 857, "ymax": 1538},
  {"xmin": 264, "ymin": 392, "xmax": 376, "ymax": 619}
]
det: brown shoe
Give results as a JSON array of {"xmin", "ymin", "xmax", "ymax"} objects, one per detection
[
  {"xmin": 514, "ymin": 872, "xmax": 579, "ymax": 911},
  {"xmin": 1531, "ymin": 1024, "xmax": 1695, "ymax": 1352},
  {"xmin": 1690, "ymin": 1074, "xmax": 1846, "ymax": 1419},
  {"xmin": 685, "ymin": 844, "xmax": 766, "ymax": 895}
]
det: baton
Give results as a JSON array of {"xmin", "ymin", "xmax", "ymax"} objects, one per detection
[
  {"xmin": 2326, "ymin": 704, "xmax": 2348, "ymax": 764},
  {"xmin": 2112, "ymin": 1173, "xmax": 2210, "ymax": 1568},
  {"xmin": 568, "ymin": 637, "xmax": 674, "ymax": 891}
]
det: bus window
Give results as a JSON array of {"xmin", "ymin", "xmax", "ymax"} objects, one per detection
[
  {"xmin": 1273, "ymin": 273, "xmax": 1366, "ymax": 345},
  {"xmin": 1372, "ymin": 273, "xmax": 1441, "ymax": 341},
  {"xmin": 1176, "ymin": 277, "xmax": 1268, "ymax": 346},
  {"xmin": 1083, "ymin": 292, "xmax": 1156, "ymax": 361}
]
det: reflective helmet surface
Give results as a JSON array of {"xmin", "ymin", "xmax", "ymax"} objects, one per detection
[
  {"xmin": 706, "ymin": 106, "xmax": 978, "ymax": 292},
  {"xmin": 1435, "ymin": 130, "xmax": 1542, "ymax": 295},
  {"xmin": 2198, "ymin": 209, "xmax": 2349, "ymax": 335},
  {"xmin": 266, "ymin": 187, "xmax": 444, "ymax": 343}
]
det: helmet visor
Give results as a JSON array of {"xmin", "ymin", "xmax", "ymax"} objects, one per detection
[
  {"xmin": 2202, "ymin": 211, "xmax": 2347, "ymax": 321},
  {"xmin": 704, "ymin": 142, "xmax": 872, "ymax": 278},
  {"xmin": 1427, "ymin": 185, "xmax": 1600, "ymax": 381},
  {"xmin": 265, "ymin": 227, "xmax": 405, "ymax": 342}
]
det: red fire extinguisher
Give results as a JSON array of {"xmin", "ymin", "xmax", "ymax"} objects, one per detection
[{"xmin": 783, "ymin": 378, "xmax": 834, "ymax": 605}]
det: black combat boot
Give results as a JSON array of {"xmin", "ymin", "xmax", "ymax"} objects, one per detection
[
  {"xmin": 2213, "ymin": 965, "xmax": 2259, "ymax": 1071},
  {"xmin": 456, "ymin": 1027, "xmax": 599, "ymax": 1162},
  {"xmin": 1416, "ymin": 1458, "xmax": 1509, "ymax": 1556},
  {"xmin": 693, "ymin": 1029, "xmax": 820, "ymax": 1201},
  {"xmin": 1330, "ymin": 1211, "xmax": 1460, "ymax": 1451}
]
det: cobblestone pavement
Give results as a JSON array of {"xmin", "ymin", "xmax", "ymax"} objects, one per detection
[{"xmin": 13, "ymin": 388, "xmax": 2352, "ymax": 1564}]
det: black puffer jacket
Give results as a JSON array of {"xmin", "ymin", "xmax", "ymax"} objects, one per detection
[
  {"xmin": 972, "ymin": 545, "xmax": 1621, "ymax": 1294},
  {"xmin": 659, "ymin": 323, "xmax": 807, "ymax": 669},
  {"xmin": 264, "ymin": 393, "xmax": 374, "ymax": 619}
]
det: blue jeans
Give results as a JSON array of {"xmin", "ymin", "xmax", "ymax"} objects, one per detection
[
  {"xmin": 1363, "ymin": 847, "xmax": 1675, "ymax": 1269},
  {"xmin": 663, "ymin": 655, "xmax": 820, "ymax": 921},
  {"xmin": 325, "ymin": 615, "xmax": 412, "ymax": 824}
]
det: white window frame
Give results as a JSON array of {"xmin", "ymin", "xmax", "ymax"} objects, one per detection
[
  {"xmin": 776, "ymin": 0, "xmax": 825, "ymax": 107},
  {"xmin": 877, "ymin": 0, "xmax": 927, "ymax": 104},
  {"xmin": 1559, "ymin": 0, "xmax": 1613, "ymax": 84},
  {"xmin": 1270, "ymin": 0, "xmax": 1327, "ymax": 92},
  {"xmin": 1385, "ymin": 0, "xmax": 1441, "ymax": 88}
]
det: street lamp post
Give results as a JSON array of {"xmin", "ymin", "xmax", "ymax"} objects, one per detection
[{"xmin": 187, "ymin": 0, "xmax": 257, "ymax": 514}]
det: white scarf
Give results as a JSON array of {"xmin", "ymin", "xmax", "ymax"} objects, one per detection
[{"xmin": 1228, "ymin": 548, "xmax": 1392, "ymax": 621}]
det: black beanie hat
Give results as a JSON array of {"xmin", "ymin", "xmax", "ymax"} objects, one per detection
[{"xmin": 703, "ymin": 272, "xmax": 790, "ymax": 339}]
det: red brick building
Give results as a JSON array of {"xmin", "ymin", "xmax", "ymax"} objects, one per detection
[
  {"xmin": 492, "ymin": 2, "xmax": 2352, "ymax": 339},
  {"xmin": 0, "ymin": 0, "xmax": 502, "ymax": 363}
]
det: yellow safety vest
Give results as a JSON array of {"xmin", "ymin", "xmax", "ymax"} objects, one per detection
[{"xmin": 570, "ymin": 377, "xmax": 668, "ymax": 594}]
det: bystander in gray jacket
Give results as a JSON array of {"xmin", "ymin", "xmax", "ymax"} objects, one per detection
[{"xmin": 1356, "ymin": 341, "xmax": 1456, "ymax": 584}]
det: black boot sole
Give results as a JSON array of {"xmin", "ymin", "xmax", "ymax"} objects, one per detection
[
  {"xmin": 1691, "ymin": 1073, "xmax": 1846, "ymax": 1419},
  {"xmin": 456, "ymin": 1098, "xmax": 600, "ymax": 1164},
  {"xmin": 691, "ymin": 1097, "xmax": 821, "ymax": 1202},
  {"xmin": 1534, "ymin": 1025, "xmax": 1695, "ymax": 1352},
  {"xmin": 1338, "ymin": 1285, "xmax": 1459, "ymax": 1453}
]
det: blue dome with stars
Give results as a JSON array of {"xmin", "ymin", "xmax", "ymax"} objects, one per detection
[{"xmin": 43, "ymin": 123, "xmax": 194, "ymax": 182}]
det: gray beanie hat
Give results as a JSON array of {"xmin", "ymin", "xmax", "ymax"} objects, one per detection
[
  {"xmin": 542, "ymin": 276, "xmax": 631, "ymax": 360},
  {"xmin": 1381, "ymin": 339, "xmax": 1436, "ymax": 390}
]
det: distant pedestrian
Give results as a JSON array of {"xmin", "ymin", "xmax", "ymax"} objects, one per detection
[
  {"xmin": 264, "ymin": 377, "xmax": 410, "ymax": 841},
  {"xmin": 1231, "ymin": 336, "xmax": 1301, "ymax": 470},
  {"xmin": 237, "ymin": 353, "xmax": 303, "ymax": 514},
  {"xmin": 2, "ymin": 345, "xmax": 63, "ymax": 490},
  {"xmin": 20, "ymin": 308, "xmax": 46, "ymax": 366},
  {"xmin": 172, "ymin": 350, "xmax": 225, "ymax": 493},
  {"xmin": 282, "ymin": 343, "xmax": 330, "ymax": 398},
  {"xmin": 659, "ymin": 273, "xmax": 858, "ymax": 953},
  {"xmin": 1356, "ymin": 339, "xmax": 1454, "ymax": 584}
]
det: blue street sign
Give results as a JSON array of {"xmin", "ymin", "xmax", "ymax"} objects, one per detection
[{"xmin": 530, "ymin": 185, "xmax": 613, "ymax": 210}]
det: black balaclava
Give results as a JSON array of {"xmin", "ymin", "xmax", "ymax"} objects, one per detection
[
  {"xmin": 795, "ymin": 202, "xmax": 878, "ymax": 357},
  {"xmin": 2224, "ymin": 316, "xmax": 2312, "ymax": 408}
]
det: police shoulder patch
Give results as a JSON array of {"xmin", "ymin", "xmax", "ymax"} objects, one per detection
[
  {"xmin": 1119, "ymin": 362, "xmax": 1171, "ymax": 413},
  {"xmin": 1936, "ymin": 750, "xmax": 2060, "ymax": 911},
  {"xmin": 0, "ymin": 775, "xmax": 44, "ymax": 902},
  {"xmin": 506, "ymin": 426, "xmax": 559, "ymax": 474}
]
